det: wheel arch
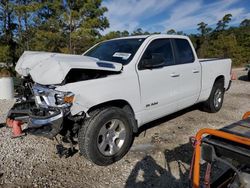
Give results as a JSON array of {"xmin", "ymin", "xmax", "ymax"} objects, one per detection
[
  {"xmin": 87, "ymin": 99, "xmax": 138, "ymax": 133},
  {"xmin": 201, "ymin": 75, "xmax": 225, "ymax": 113},
  {"xmin": 214, "ymin": 75, "xmax": 225, "ymax": 89}
]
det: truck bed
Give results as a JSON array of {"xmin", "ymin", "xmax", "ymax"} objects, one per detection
[
  {"xmin": 199, "ymin": 58, "xmax": 227, "ymax": 62},
  {"xmin": 198, "ymin": 58, "xmax": 231, "ymax": 102}
]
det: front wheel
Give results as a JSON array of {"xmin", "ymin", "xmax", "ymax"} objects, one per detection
[
  {"xmin": 78, "ymin": 107, "xmax": 134, "ymax": 166},
  {"xmin": 202, "ymin": 80, "xmax": 225, "ymax": 113}
]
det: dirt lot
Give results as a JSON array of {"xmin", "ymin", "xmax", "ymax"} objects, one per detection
[{"xmin": 0, "ymin": 69, "xmax": 249, "ymax": 188}]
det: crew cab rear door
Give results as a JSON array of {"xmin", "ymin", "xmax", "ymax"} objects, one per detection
[
  {"xmin": 171, "ymin": 38, "xmax": 201, "ymax": 109},
  {"xmin": 137, "ymin": 38, "xmax": 180, "ymax": 123}
]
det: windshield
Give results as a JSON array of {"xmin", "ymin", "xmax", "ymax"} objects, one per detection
[{"xmin": 84, "ymin": 38, "xmax": 145, "ymax": 65}]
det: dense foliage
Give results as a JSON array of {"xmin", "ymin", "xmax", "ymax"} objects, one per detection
[
  {"xmin": 0, "ymin": 1, "xmax": 249, "ymax": 67},
  {"xmin": 190, "ymin": 15, "xmax": 250, "ymax": 66},
  {"xmin": 0, "ymin": 0, "xmax": 109, "ymax": 65}
]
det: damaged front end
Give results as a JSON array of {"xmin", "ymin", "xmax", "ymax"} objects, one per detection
[{"xmin": 8, "ymin": 83, "xmax": 80, "ymax": 139}]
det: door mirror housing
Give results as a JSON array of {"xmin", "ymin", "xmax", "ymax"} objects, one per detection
[{"xmin": 141, "ymin": 53, "xmax": 165, "ymax": 69}]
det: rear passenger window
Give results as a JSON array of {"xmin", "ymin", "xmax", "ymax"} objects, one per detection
[{"xmin": 174, "ymin": 39, "xmax": 195, "ymax": 64}]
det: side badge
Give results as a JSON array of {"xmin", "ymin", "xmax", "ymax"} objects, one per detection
[{"xmin": 146, "ymin": 102, "xmax": 158, "ymax": 108}]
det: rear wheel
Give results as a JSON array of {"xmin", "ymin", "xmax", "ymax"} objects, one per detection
[
  {"xmin": 203, "ymin": 79, "xmax": 224, "ymax": 113},
  {"xmin": 248, "ymin": 70, "xmax": 250, "ymax": 81},
  {"xmin": 78, "ymin": 107, "xmax": 134, "ymax": 166}
]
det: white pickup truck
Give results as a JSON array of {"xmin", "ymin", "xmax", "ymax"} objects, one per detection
[{"xmin": 8, "ymin": 35, "xmax": 232, "ymax": 165}]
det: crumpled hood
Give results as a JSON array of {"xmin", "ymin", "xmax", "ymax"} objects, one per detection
[{"xmin": 15, "ymin": 51, "xmax": 123, "ymax": 85}]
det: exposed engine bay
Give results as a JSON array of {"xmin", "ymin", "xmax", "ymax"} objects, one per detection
[
  {"xmin": 15, "ymin": 51, "xmax": 123, "ymax": 85},
  {"xmin": 63, "ymin": 68, "xmax": 118, "ymax": 84}
]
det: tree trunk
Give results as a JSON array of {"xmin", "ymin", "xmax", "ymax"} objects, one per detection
[{"xmin": 69, "ymin": 9, "xmax": 72, "ymax": 53}]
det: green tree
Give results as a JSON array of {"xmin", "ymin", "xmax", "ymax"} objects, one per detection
[
  {"xmin": 167, "ymin": 29, "xmax": 176, "ymax": 34},
  {"xmin": 240, "ymin": 19, "xmax": 250, "ymax": 27},
  {"xmin": 197, "ymin": 22, "xmax": 212, "ymax": 37},
  {"xmin": 196, "ymin": 22, "xmax": 212, "ymax": 57},
  {"xmin": 0, "ymin": 0, "xmax": 17, "ymax": 64},
  {"xmin": 31, "ymin": 1, "xmax": 65, "ymax": 52},
  {"xmin": 13, "ymin": 0, "xmax": 41, "ymax": 56},
  {"xmin": 131, "ymin": 28, "xmax": 150, "ymax": 36},
  {"xmin": 0, "ymin": 45, "xmax": 11, "ymax": 63},
  {"xmin": 216, "ymin": 14, "xmax": 232, "ymax": 31},
  {"xmin": 176, "ymin": 31, "xmax": 184, "ymax": 35},
  {"xmin": 63, "ymin": 0, "xmax": 109, "ymax": 53},
  {"xmin": 102, "ymin": 30, "xmax": 130, "ymax": 40},
  {"xmin": 0, "ymin": 2, "xmax": 249, "ymax": 69}
]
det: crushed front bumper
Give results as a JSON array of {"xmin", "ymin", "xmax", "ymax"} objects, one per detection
[
  {"xmin": 8, "ymin": 103, "xmax": 64, "ymax": 139},
  {"xmin": 26, "ymin": 108, "xmax": 64, "ymax": 138},
  {"xmin": 7, "ymin": 84, "xmax": 74, "ymax": 138}
]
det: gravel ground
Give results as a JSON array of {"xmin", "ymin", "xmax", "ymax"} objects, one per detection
[{"xmin": 0, "ymin": 69, "xmax": 249, "ymax": 188}]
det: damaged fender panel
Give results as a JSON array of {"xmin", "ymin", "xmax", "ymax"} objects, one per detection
[
  {"xmin": 56, "ymin": 82, "xmax": 103, "ymax": 116},
  {"xmin": 16, "ymin": 51, "xmax": 123, "ymax": 85},
  {"xmin": 67, "ymin": 94, "xmax": 89, "ymax": 116},
  {"xmin": 55, "ymin": 73, "xmax": 141, "ymax": 117}
]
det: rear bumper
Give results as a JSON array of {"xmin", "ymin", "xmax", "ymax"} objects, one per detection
[{"xmin": 226, "ymin": 80, "xmax": 232, "ymax": 91}]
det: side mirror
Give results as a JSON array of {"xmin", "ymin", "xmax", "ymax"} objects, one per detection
[{"xmin": 141, "ymin": 53, "xmax": 165, "ymax": 69}]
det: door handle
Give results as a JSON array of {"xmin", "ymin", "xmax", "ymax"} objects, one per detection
[
  {"xmin": 192, "ymin": 69, "xmax": 200, "ymax": 73},
  {"xmin": 170, "ymin": 73, "xmax": 180, "ymax": 77}
]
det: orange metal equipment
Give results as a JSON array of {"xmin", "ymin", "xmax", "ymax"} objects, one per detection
[{"xmin": 191, "ymin": 113, "xmax": 250, "ymax": 188}]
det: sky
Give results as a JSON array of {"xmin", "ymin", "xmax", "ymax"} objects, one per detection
[{"xmin": 101, "ymin": 0, "xmax": 250, "ymax": 34}]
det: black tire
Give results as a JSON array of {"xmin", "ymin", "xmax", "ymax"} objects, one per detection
[
  {"xmin": 78, "ymin": 107, "xmax": 134, "ymax": 166},
  {"xmin": 248, "ymin": 70, "xmax": 250, "ymax": 81},
  {"xmin": 203, "ymin": 79, "xmax": 224, "ymax": 113}
]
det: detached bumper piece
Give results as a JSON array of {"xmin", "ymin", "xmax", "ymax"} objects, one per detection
[
  {"xmin": 26, "ymin": 108, "xmax": 63, "ymax": 139},
  {"xmin": 7, "ymin": 101, "xmax": 35, "ymax": 138},
  {"xmin": 7, "ymin": 101, "xmax": 64, "ymax": 139},
  {"xmin": 7, "ymin": 101, "xmax": 35, "ymax": 123}
]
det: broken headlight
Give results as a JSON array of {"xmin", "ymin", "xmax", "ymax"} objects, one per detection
[
  {"xmin": 33, "ymin": 84, "xmax": 74, "ymax": 108},
  {"xmin": 55, "ymin": 92, "xmax": 75, "ymax": 106}
]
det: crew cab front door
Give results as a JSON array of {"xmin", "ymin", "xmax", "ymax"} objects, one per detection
[{"xmin": 137, "ymin": 38, "xmax": 180, "ymax": 124}]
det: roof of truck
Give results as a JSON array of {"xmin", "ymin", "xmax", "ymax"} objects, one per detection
[{"xmin": 109, "ymin": 34, "xmax": 188, "ymax": 40}]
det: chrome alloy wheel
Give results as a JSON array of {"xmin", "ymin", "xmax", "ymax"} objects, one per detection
[
  {"xmin": 97, "ymin": 119, "xmax": 126, "ymax": 156},
  {"xmin": 214, "ymin": 89, "xmax": 222, "ymax": 108}
]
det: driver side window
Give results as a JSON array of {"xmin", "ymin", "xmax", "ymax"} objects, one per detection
[{"xmin": 138, "ymin": 39, "xmax": 174, "ymax": 70}]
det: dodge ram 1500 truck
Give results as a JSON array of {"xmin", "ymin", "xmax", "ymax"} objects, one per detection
[{"xmin": 8, "ymin": 35, "xmax": 232, "ymax": 165}]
